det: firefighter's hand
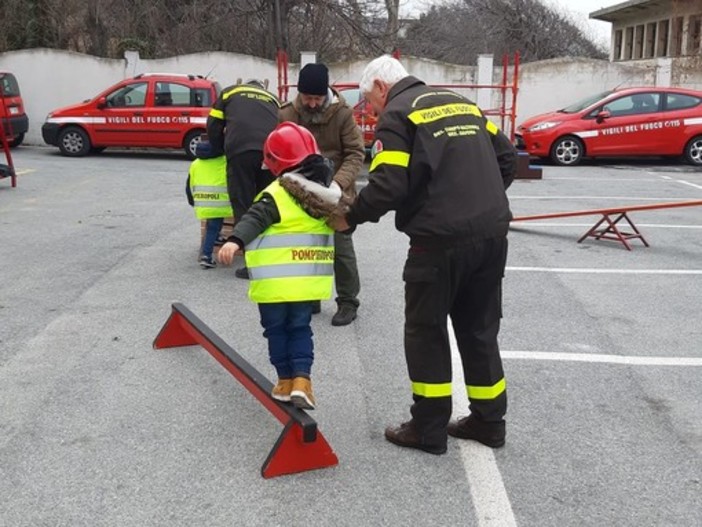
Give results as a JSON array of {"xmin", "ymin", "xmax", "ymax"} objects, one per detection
[
  {"xmin": 217, "ymin": 241, "xmax": 240, "ymax": 265},
  {"xmin": 327, "ymin": 210, "xmax": 350, "ymax": 232}
]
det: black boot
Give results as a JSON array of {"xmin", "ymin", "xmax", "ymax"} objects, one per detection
[
  {"xmin": 331, "ymin": 303, "xmax": 357, "ymax": 326},
  {"xmin": 447, "ymin": 414, "xmax": 505, "ymax": 448},
  {"xmin": 384, "ymin": 421, "xmax": 447, "ymax": 455}
]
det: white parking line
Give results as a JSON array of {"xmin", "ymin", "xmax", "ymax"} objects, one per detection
[
  {"xmin": 507, "ymin": 266, "xmax": 702, "ymax": 275},
  {"xmin": 673, "ymin": 180, "xmax": 702, "ymax": 191},
  {"xmin": 449, "ymin": 322, "xmax": 517, "ymax": 527},
  {"xmin": 502, "ymin": 350, "xmax": 702, "ymax": 366}
]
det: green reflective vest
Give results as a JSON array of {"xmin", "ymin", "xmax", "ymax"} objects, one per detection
[
  {"xmin": 245, "ymin": 180, "xmax": 334, "ymax": 303},
  {"xmin": 189, "ymin": 156, "xmax": 233, "ymax": 219}
]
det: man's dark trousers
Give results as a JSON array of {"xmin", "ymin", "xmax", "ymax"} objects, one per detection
[{"xmin": 403, "ymin": 236, "xmax": 508, "ymax": 446}]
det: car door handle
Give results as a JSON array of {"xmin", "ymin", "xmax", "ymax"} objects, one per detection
[
  {"xmin": 133, "ymin": 112, "xmax": 144, "ymax": 116},
  {"xmin": 181, "ymin": 111, "xmax": 191, "ymax": 116}
]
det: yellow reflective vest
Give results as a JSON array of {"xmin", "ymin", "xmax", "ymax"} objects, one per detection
[
  {"xmin": 245, "ymin": 180, "xmax": 334, "ymax": 303},
  {"xmin": 189, "ymin": 156, "xmax": 233, "ymax": 219}
]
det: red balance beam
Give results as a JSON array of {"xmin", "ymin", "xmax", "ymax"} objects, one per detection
[
  {"xmin": 153, "ymin": 303, "xmax": 338, "ymax": 478},
  {"xmin": 512, "ymin": 200, "xmax": 702, "ymax": 222}
]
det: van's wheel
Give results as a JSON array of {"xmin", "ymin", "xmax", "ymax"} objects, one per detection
[
  {"xmin": 58, "ymin": 126, "xmax": 91, "ymax": 157},
  {"xmin": 183, "ymin": 130, "xmax": 202, "ymax": 159},
  {"xmin": 550, "ymin": 136, "xmax": 584, "ymax": 166},
  {"xmin": 9, "ymin": 133, "xmax": 24, "ymax": 148},
  {"xmin": 684, "ymin": 135, "xmax": 702, "ymax": 166}
]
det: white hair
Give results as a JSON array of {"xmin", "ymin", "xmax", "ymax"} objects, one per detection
[{"xmin": 359, "ymin": 55, "xmax": 409, "ymax": 93}]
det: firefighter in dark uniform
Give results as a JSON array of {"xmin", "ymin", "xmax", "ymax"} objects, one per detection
[
  {"xmin": 207, "ymin": 79, "xmax": 280, "ymax": 278},
  {"xmin": 331, "ymin": 55, "xmax": 516, "ymax": 454}
]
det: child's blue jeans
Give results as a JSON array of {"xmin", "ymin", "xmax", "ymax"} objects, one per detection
[
  {"xmin": 202, "ymin": 217, "xmax": 224, "ymax": 259},
  {"xmin": 258, "ymin": 301, "xmax": 315, "ymax": 379}
]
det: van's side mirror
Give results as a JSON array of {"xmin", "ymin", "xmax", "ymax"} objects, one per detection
[
  {"xmin": 596, "ymin": 109, "xmax": 611, "ymax": 123},
  {"xmin": 96, "ymin": 96, "xmax": 107, "ymax": 109}
]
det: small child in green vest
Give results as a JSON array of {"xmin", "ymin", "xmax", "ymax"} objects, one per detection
[
  {"xmin": 218, "ymin": 122, "xmax": 341, "ymax": 409},
  {"xmin": 186, "ymin": 137, "xmax": 233, "ymax": 268}
]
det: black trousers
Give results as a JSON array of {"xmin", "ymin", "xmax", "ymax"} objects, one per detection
[
  {"xmin": 226, "ymin": 150, "xmax": 275, "ymax": 220},
  {"xmin": 403, "ymin": 236, "xmax": 508, "ymax": 446}
]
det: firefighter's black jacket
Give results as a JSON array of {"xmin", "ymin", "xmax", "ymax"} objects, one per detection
[
  {"xmin": 206, "ymin": 84, "xmax": 280, "ymax": 158},
  {"xmin": 347, "ymin": 76, "xmax": 516, "ymax": 243}
]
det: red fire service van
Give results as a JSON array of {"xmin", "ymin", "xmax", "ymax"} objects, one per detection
[
  {"xmin": 42, "ymin": 73, "xmax": 220, "ymax": 158},
  {"xmin": 0, "ymin": 71, "xmax": 29, "ymax": 147}
]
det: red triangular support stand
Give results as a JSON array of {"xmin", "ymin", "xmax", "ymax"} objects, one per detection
[
  {"xmin": 577, "ymin": 212, "xmax": 649, "ymax": 251},
  {"xmin": 153, "ymin": 303, "xmax": 338, "ymax": 478},
  {"xmin": 262, "ymin": 421, "xmax": 339, "ymax": 478}
]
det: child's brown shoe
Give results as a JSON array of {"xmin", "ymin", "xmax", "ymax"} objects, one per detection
[
  {"xmin": 290, "ymin": 377, "xmax": 316, "ymax": 410},
  {"xmin": 271, "ymin": 378, "xmax": 293, "ymax": 402}
]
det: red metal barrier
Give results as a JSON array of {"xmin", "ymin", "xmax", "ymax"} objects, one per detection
[
  {"xmin": 153, "ymin": 303, "xmax": 338, "ymax": 478},
  {"xmin": 274, "ymin": 52, "xmax": 520, "ymax": 140},
  {"xmin": 512, "ymin": 200, "xmax": 702, "ymax": 251}
]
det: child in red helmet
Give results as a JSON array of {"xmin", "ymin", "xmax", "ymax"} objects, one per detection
[{"xmin": 218, "ymin": 122, "xmax": 341, "ymax": 409}]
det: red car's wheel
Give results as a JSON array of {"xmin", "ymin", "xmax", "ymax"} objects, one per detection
[
  {"xmin": 684, "ymin": 135, "xmax": 702, "ymax": 166},
  {"xmin": 550, "ymin": 136, "xmax": 584, "ymax": 166}
]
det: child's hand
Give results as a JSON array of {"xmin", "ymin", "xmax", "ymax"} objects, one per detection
[{"xmin": 217, "ymin": 241, "xmax": 240, "ymax": 265}]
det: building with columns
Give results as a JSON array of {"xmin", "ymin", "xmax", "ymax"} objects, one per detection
[{"xmin": 591, "ymin": 0, "xmax": 702, "ymax": 61}]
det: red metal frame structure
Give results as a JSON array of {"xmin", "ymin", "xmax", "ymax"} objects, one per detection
[
  {"xmin": 0, "ymin": 81, "xmax": 17, "ymax": 188},
  {"xmin": 275, "ymin": 51, "xmax": 520, "ymax": 140},
  {"xmin": 153, "ymin": 303, "xmax": 338, "ymax": 478},
  {"xmin": 512, "ymin": 200, "xmax": 702, "ymax": 251}
]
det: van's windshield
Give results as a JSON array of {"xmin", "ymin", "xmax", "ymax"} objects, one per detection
[{"xmin": 0, "ymin": 73, "xmax": 21, "ymax": 97}]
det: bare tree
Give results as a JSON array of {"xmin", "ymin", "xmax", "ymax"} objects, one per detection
[
  {"xmin": 400, "ymin": 0, "xmax": 606, "ymax": 64},
  {"xmin": 0, "ymin": 0, "xmax": 606, "ymax": 63}
]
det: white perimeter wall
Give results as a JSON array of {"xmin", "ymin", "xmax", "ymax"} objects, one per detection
[{"xmin": 1, "ymin": 48, "xmax": 700, "ymax": 146}]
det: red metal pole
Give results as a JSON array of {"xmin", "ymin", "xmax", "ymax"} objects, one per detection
[
  {"xmin": 512, "ymin": 200, "xmax": 702, "ymax": 222},
  {"xmin": 276, "ymin": 48, "xmax": 290, "ymax": 101},
  {"xmin": 500, "ymin": 54, "xmax": 508, "ymax": 131},
  {"xmin": 510, "ymin": 51, "xmax": 520, "ymax": 143}
]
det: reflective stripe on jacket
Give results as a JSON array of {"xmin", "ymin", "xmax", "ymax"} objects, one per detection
[
  {"xmin": 245, "ymin": 180, "xmax": 334, "ymax": 303},
  {"xmin": 189, "ymin": 155, "xmax": 233, "ymax": 219}
]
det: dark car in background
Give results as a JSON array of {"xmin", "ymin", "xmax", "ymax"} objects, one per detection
[
  {"xmin": 42, "ymin": 73, "xmax": 220, "ymax": 158},
  {"xmin": 516, "ymin": 86, "xmax": 702, "ymax": 166},
  {"xmin": 0, "ymin": 71, "xmax": 29, "ymax": 147}
]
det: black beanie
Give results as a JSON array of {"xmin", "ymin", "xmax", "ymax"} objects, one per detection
[{"xmin": 298, "ymin": 63, "xmax": 329, "ymax": 96}]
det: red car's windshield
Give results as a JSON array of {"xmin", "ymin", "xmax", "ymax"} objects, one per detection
[{"xmin": 560, "ymin": 90, "xmax": 614, "ymax": 113}]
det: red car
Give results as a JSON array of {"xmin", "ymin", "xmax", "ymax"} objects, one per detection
[
  {"xmin": 42, "ymin": 73, "xmax": 220, "ymax": 158},
  {"xmin": 516, "ymin": 87, "xmax": 702, "ymax": 166},
  {"xmin": 0, "ymin": 71, "xmax": 29, "ymax": 147}
]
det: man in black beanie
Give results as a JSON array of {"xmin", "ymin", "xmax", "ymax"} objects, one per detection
[
  {"xmin": 297, "ymin": 63, "xmax": 329, "ymax": 100},
  {"xmin": 280, "ymin": 63, "xmax": 365, "ymax": 326}
]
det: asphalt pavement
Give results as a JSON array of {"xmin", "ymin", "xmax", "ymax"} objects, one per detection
[{"xmin": 1, "ymin": 146, "xmax": 701, "ymax": 526}]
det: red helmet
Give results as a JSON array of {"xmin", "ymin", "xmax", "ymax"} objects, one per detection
[{"xmin": 263, "ymin": 122, "xmax": 320, "ymax": 177}]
